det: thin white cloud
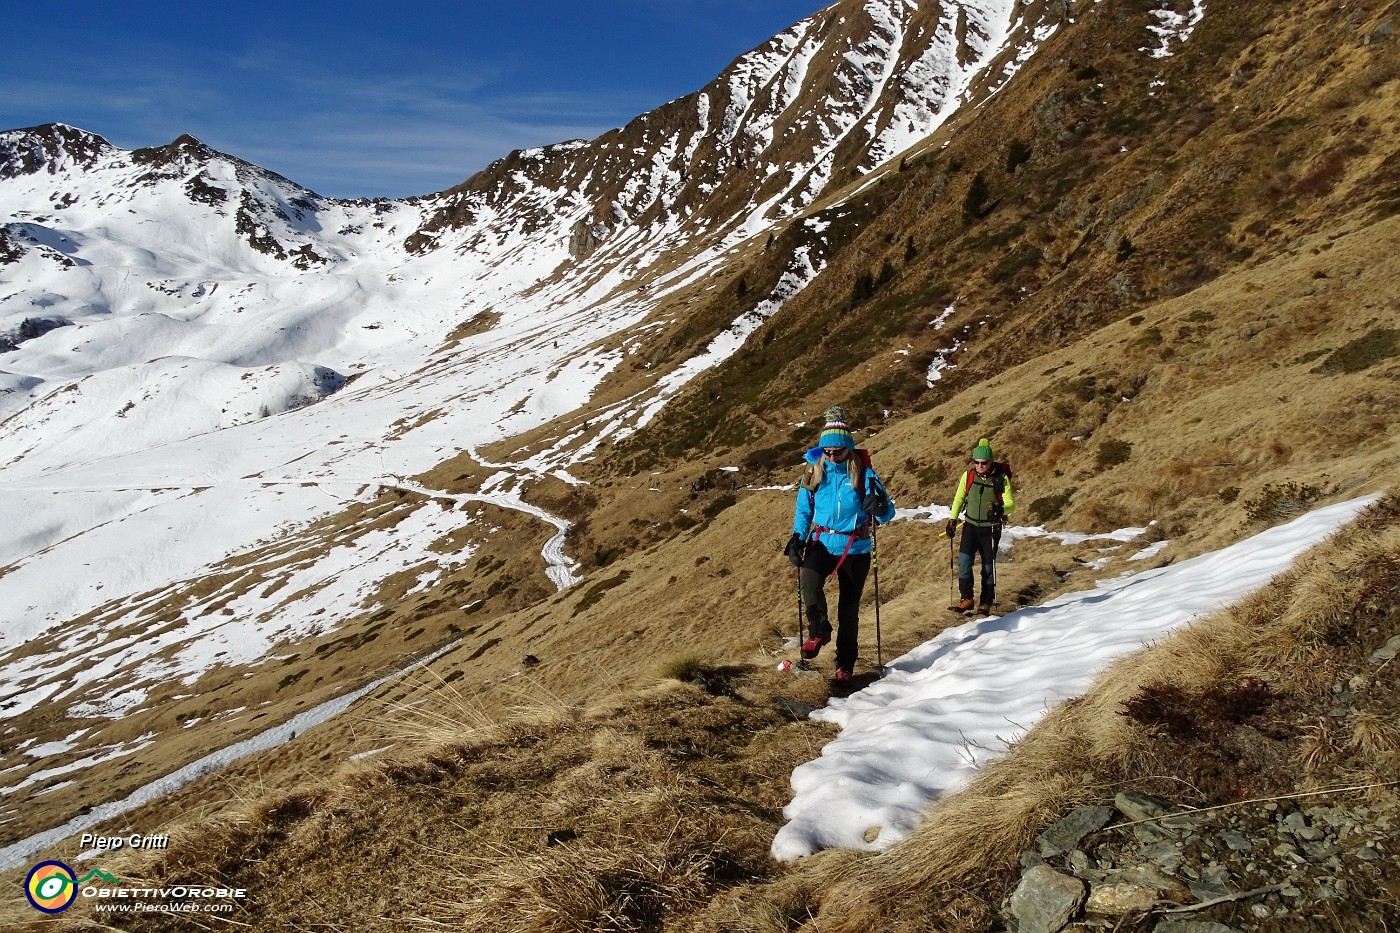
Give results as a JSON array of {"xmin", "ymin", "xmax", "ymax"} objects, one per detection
[{"xmin": 0, "ymin": 41, "xmax": 666, "ymax": 197}]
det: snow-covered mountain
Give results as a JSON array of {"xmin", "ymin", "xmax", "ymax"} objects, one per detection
[{"xmin": 0, "ymin": 0, "xmax": 1058, "ymax": 653}]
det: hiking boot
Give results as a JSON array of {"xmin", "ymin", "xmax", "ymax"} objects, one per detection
[
  {"xmin": 950, "ymin": 598, "xmax": 975, "ymax": 612},
  {"xmin": 800, "ymin": 632, "xmax": 830, "ymax": 660},
  {"xmin": 978, "ymin": 602, "xmax": 994, "ymax": 614},
  {"xmin": 834, "ymin": 666, "xmax": 853, "ymax": 683}
]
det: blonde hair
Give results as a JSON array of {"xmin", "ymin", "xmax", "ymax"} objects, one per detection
[{"xmin": 800, "ymin": 452, "xmax": 864, "ymax": 491}]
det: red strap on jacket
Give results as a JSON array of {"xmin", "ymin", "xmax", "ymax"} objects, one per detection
[{"xmin": 811, "ymin": 523, "xmax": 870, "ymax": 573}]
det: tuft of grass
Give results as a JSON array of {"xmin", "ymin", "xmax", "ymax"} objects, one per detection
[
  {"xmin": 1349, "ymin": 711, "xmax": 1400, "ymax": 758},
  {"xmin": 655, "ymin": 652, "xmax": 708, "ymax": 683},
  {"xmin": 1298, "ymin": 719, "xmax": 1337, "ymax": 773}
]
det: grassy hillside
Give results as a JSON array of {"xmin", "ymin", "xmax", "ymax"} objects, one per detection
[{"xmin": 610, "ymin": 0, "xmax": 1399, "ymax": 467}]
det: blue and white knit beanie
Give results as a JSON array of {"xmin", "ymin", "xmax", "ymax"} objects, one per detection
[{"xmin": 819, "ymin": 406, "xmax": 856, "ymax": 450}]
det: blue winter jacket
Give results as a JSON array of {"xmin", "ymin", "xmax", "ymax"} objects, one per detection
[{"xmin": 791, "ymin": 446, "xmax": 896, "ymax": 556}]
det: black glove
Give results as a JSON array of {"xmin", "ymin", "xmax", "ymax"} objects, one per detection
[
  {"xmin": 862, "ymin": 489, "xmax": 888, "ymax": 517},
  {"xmin": 990, "ymin": 505, "xmax": 1005, "ymax": 525},
  {"xmin": 783, "ymin": 533, "xmax": 805, "ymax": 568},
  {"xmin": 945, "ymin": 519, "xmax": 957, "ymax": 538}
]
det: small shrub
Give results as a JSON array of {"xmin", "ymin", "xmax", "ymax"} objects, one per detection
[
  {"xmin": 1059, "ymin": 375, "xmax": 1101, "ymax": 403},
  {"xmin": 1028, "ymin": 491, "xmax": 1072, "ymax": 524},
  {"xmin": 1095, "ymin": 439, "xmax": 1133, "ymax": 469},
  {"xmin": 851, "ymin": 270, "xmax": 876, "ymax": 303},
  {"xmin": 1135, "ymin": 326, "xmax": 1163, "ymax": 348},
  {"xmin": 572, "ymin": 570, "xmax": 631, "ymax": 617},
  {"xmin": 1242, "ymin": 481, "xmax": 1328, "ymax": 526},
  {"xmin": 962, "ymin": 172, "xmax": 991, "ymax": 224},
  {"xmin": 991, "ymin": 245, "xmax": 1043, "ymax": 282},
  {"xmin": 702, "ymin": 492, "xmax": 737, "ymax": 519},
  {"xmin": 1039, "ymin": 437, "xmax": 1078, "ymax": 470},
  {"xmin": 1295, "ymin": 149, "xmax": 1351, "ymax": 197},
  {"xmin": 944, "ymin": 411, "xmax": 980, "ymax": 436},
  {"xmin": 1120, "ymin": 678, "xmax": 1276, "ymax": 740},
  {"xmin": 1006, "ymin": 140, "xmax": 1032, "ymax": 174},
  {"xmin": 744, "ymin": 443, "xmax": 803, "ymax": 471},
  {"xmin": 1310, "ymin": 328, "xmax": 1399, "ymax": 374}
]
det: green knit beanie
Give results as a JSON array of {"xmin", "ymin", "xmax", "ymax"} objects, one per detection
[{"xmin": 972, "ymin": 438, "xmax": 994, "ymax": 461}]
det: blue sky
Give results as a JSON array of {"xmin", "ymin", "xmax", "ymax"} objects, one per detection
[{"xmin": 4, "ymin": 1, "xmax": 820, "ymax": 198}]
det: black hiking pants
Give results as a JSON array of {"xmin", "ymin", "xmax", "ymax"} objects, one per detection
[
  {"xmin": 957, "ymin": 522, "xmax": 1001, "ymax": 604},
  {"xmin": 800, "ymin": 541, "xmax": 870, "ymax": 671}
]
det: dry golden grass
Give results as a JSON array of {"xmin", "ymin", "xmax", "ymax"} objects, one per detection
[
  {"xmin": 1298, "ymin": 720, "xmax": 1339, "ymax": 773},
  {"xmin": 30, "ymin": 672, "xmax": 824, "ymax": 933},
  {"xmin": 1350, "ymin": 711, "xmax": 1400, "ymax": 758}
]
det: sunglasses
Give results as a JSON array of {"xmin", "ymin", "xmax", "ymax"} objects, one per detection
[
  {"xmin": 972, "ymin": 459, "xmax": 990, "ymax": 466},
  {"xmin": 823, "ymin": 448, "xmax": 850, "ymax": 457}
]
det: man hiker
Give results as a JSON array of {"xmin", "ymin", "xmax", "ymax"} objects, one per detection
[
  {"xmin": 783, "ymin": 406, "xmax": 896, "ymax": 682},
  {"xmin": 946, "ymin": 437, "xmax": 1014, "ymax": 614}
]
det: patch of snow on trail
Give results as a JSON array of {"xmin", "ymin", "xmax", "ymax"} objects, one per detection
[{"xmin": 771, "ymin": 495, "xmax": 1377, "ymax": 860}]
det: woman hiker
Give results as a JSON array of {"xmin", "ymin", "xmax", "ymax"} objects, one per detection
[
  {"xmin": 946, "ymin": 437, "xmax": 1015, "ymax": 614},
  {"xmin": 782, "ymin": 407, "xmax": 896, "ymax": 682}
]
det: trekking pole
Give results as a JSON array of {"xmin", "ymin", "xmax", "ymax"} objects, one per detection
[
  {"xmin": 990, "ymin": 521, "xmax": 1002, "ymax": 612},
  {"xmin": 948, "ymin": 524, "xmax": 957, "ymax": 604},
  {"xmin": 863, "ymin": 472, "xmax": 888, "ymax": 676},
  {"xmin": 795, "ymin": 565, "xmax": 804, "ymax": 655},
  {"xmin": 871, "ymin": 522, "xmax": 883, "ymax": 673}
]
